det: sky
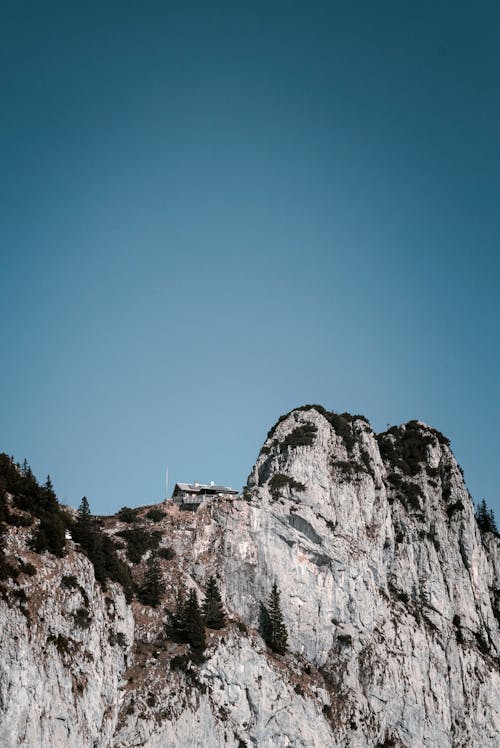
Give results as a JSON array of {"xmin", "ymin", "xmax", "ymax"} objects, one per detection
[{"xmin": 1, "ymin": 1, "xmax": 499, "ymax": 518}]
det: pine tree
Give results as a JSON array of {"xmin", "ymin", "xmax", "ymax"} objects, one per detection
[
  {"xmin": 476, "ymin": 499, "xmax": 498, "ymax": 535},
  {"xmin": 39, "ymin": 475, "xmax": 58, "ymax": 513},
  {"xmin": 79, "ymin": 496, "xmax": 92, "ymax": 522},
  {"xmin": 73, "ymin": 497, "xmax": 93, "ymax": 547},
  {"xmin": 183, "ymin": 589, "xmax": 206, "ymax": 659},
  {"xmin": 265, "ymin": 582, "xmax": 288, "ymax": 655},
  {"xmin": 31, "ymin": 512, "xmax": 66, "ymax": 557},
  {"xmin": 73, "ymin": 497, "xmax": 102, "ymax": 572},
  {"xmin": 44, "ymin": 475, "xmax": 55, "ymax": 499},
  {"xmin": 168, "ymin": 585, "xmax": 187, "ymax": 641},
  {"xmin": 138, "ymin": 554, "xmax": 164, "ymax": 607},
  {"xmin": 22, "ymin": 461, "xmax": 38, "ymax": 497},
  {"xmin": 488, "ymin": 508, "xmax": 498, "ymax": 535},
  {"xmin": 202, "ymin": 576, "xmax": 225, "ymax": 629}
]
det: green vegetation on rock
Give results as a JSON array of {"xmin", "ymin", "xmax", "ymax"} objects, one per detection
[
  {"xmin": 269, "ymin": 474, "xmax": 306, "ymax": 498},
  {"xmin": 116, "ymin": 526, "xmax": 162, "ymax": 563},
  {"xmin": 0, "ymin": 454, "xmax": 67, "ymax": 557},
  {"xmin": 377, "ymin": 422, "xmax": 435, "ymax": 476},
  {"xmin": 280, "ymin": 423, "xmax": 318, "ymax": 450},
  {"xmin": 72, "ymin": 497, "xmax": 133, "ymax": 600},
  {"xmin": 137, "ymin": 554, "xmax": 164, "ymax": 607}
]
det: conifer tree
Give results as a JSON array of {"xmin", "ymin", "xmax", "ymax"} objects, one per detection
[
  {"xmin": 38, "ymin": 475, "xmax": 58, "ymax": 513},
  {"xmin": 202, "ymin": 575, "xmax": 225, "ymax": 629},
  {"xmin": 183, "ymin": 589, "xmax": 206, "ymax": 659},
  {"xmin": 265, "ymin": 582, "xmax": 288, "ymax": 655},
  {"xmin": 79, "ymin": 496, "xmax": 92, "ymax": 522},
  {"xmin": 21, "ymin": 460, "xmax": 38, "ymax": 498},
  {"xmin": 73, "ymin": 496, "xmax": 94, "ymax": 548},
  {"xmin": 476, "ymin": 499, "xmax": 498, "ymax": 535},
  {"xmin": 31, "ymin": 512, "xmax": 66, "ymax": 557},
  {"xmin": 170, "ymin": 584, "xmax": 186, "ymax": 634},
  {"xmin": 167, "ymin": 585, "xmax": 187, "ymax": 644},
  {"xmin": 138, "ymin": 554, "xmax": 164, "ymax": 607},
  {"xmin": 44, "ymin": 475, "xmax": 55, "ymax": 499},
  {"xmin": 73, "ymin": 496, "xmax": 103, "ymax": 574}
]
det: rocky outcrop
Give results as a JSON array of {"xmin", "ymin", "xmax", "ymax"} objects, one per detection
[
  {"xmin": 0, "ymin": 405, "xmax": 499, "ymax": 746},
  {"xmin": 228, "ymin": 407, "xmax": 500, "ymax": 745},
  {"xmin": 0, "ymin": 534, "xmax": 133, "ymax": 747}
]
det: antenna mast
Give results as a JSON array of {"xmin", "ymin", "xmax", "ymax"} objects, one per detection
[{"xmin": 165, "ymin": 465, "xmax": 169, "ymax": 500}]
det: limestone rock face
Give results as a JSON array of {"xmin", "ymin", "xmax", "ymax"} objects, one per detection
[
  {"xmin": 0, "ymin": 540, "xmax": 134, "ymax": 747},
  {"xmin": 226, "ymin": 407, "xmax": 500, "ymax": 745},
  {"xmin": 0, "ymin": 406, "xmax": 499, "ymax": 747}
]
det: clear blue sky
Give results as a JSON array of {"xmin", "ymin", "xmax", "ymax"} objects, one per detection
[{"xmin": 1, "ymin": 1, "xmax": 499, "ymax": 518}]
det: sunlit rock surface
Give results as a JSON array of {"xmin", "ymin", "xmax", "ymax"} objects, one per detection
[{"xmin": 1, "ymin": 406, "xmax": 499, "ymax": 746}]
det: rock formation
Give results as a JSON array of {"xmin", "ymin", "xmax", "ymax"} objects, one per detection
[{"xmin": 0, "ymin": 405, "xmax": 499, "ymax": 746}]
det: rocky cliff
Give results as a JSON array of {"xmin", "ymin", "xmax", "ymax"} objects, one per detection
[{"xmin": 1, "ymin": 405, "xmax": 499, "ymax": 747}]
